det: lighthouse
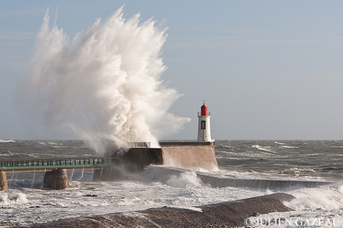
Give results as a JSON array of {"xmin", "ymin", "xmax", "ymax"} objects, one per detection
[{"xmin": 197, "ymin": 102, "xmax": 213, "ymax": 142}]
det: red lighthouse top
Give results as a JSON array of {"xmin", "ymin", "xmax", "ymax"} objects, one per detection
[{"xmin": 200, "ymin": 103, "xmax": 208, "ymax": 116}]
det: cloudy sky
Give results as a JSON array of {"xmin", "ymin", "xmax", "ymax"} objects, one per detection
[{"xmin": 1, "ymin": 0, "xmax": 343, "ymax": 140}]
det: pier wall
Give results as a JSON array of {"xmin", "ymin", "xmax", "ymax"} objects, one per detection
[
  {"xmin": 94, "ymin": 142, "xmax": 218, "ymax": 181},
  {"xmin": 160, "ymin": 142, "xmax": 218, "ymax": 170},
  {"xmin": 121, "ymin": 142, "xmax": 218, "ymax": 171}
]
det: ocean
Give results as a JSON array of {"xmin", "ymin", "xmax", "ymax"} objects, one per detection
[{"xmin": 1, "ymin": 140, "xmax": 343, "ymax": 227}]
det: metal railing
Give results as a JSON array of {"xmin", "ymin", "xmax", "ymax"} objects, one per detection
[
  {"xmin": 0, "ymin": 157, "xmax": 114, "ymax": 171},
  {"xmin": 128, "ymin": 142, "xmax": 150, "ymax": 148},
  {"xmin": 197, "ymin": 112, "xmax": 211, "ymax": 117}
]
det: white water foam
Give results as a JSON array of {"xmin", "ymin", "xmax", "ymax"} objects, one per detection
[
  {"xmin": 0, "ymin": 194, "xmax": 9, "ymax": 205},
  {"xmin": 17, "ymin": 7, "xmax": 190, "ymax": 154},
  {"xmin": 286, "ymin": 184, "xmax": 343, "ymax": 211},
  {"xmin": 0, "ymin": 140, "xmax": 15, "ymax": 143},
  {"xmin": 0, "ymin": 193, "xmax": 28, "ymax": 205},
  {"xmin": 251, "ymin": 145, "xmax": 277, "ymax": 153},
  {"xmin": 0, "ymin": 170, "xmax": 268, "ymax": 227},
  {"xmin": 166, "ymin": 171, "xmax": 204, "ymax": 188},
  {"xmin": 247, "ymin": 184, "xmax": 343, "ymax": 227},
  {"xmin": 278, "ymin": 145, "xmax": 299, "ymax": 149}
]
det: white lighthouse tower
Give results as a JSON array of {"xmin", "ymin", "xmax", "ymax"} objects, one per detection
[{"xmin": 197, "ymin": 102, "xmax": 213, "ymax": 142}]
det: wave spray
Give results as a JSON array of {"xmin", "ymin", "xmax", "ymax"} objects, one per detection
[{"xmin": 18, "ymin": 7, "xmax": 190, "ymax": 155}]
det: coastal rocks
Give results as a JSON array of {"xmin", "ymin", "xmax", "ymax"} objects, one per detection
[
  {"xmin": 0, "ymin": 170, "xmax": 8, "ymax": 191},
  {"xmin": 43, "ymin": 169, "xmax": 69, "ymax": 189},
  {"xmin": 30, "ymin": 193, "xmax": 295, "ymax": 227}
]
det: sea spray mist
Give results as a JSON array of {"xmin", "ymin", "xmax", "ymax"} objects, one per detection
[{"xmin": 18, "ymin": 7, "xmax": 190, "ymax": 155}]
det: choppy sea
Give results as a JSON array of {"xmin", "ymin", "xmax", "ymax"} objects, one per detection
[{"xmin": 1, "ymin": 140, "xmax": 343, "ymax": 227}]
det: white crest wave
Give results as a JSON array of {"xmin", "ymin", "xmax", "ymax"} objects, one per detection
[{"xmin": 18, "ymin": 7, "xmax": 190, "ymax": 155}]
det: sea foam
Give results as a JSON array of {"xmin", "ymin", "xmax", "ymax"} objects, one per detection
[
  {"xmin": 166, "ymin": 171, "xmax": 204, "ymax": 188},
  {"xmin": 18, "ymin": 7, "xmax": 190, "ymax": 154},
  {"xmin": 285, "ymin": 184, "xmax": 343, "ymax": 211}
]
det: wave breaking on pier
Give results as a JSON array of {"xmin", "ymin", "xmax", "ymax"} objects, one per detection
[{"xmin": 18, "ymin": 7, "xmax": 190, "ymax": 154}]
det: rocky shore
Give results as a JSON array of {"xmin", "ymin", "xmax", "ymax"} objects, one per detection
[{"xmin": 25, "ymin": 193, "xmax": 294, "ymax": 228}]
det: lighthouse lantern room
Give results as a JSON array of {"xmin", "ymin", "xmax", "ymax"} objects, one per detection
[{"xmin": 197, "ymin": 102, "xmax": 213, "ymax": 142}]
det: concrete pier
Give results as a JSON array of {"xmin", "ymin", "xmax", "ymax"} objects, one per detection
[
  {"xmin": 0, "ymin": 170, "xmax": 8, "ymax": 191},
  {"xmin": 160, "ymin": 141, "xmax": 218, "ymax": 170},
  {"xmin": 93, "ymin": 147, "xmax": 163, "ymax": 181},
  {"xmin": 95, "ymin": 142, "xmax": 218, "ymax": 181},
  {"xmin": 43, "ymin": 169, "xmax": 69, "ymax": 189}
]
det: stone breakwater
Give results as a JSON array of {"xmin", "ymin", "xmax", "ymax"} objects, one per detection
[
  {"xmin": 160, "ymin": 142, "xmax": 218, "ymax": 170},
  {"xmin": 27, "ymin": 193, "xmax": 294, "ymax": 228},
  {"xmin": 94, "ymin": 142, "xmax": 218, "ymax": 181}
]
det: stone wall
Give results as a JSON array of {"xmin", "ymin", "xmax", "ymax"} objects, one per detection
[
  {"xmin": 123, "ymin": 148, "xmax": 163, "ymax": 170},
  {"xmin": 111, "ymin": 142, "xmax": 218, "ymax": 171},
  {"xmin": 160, "ymin": 142, "xmax": 218, "ymax": 170},
  {"xmin": 94, "ymin": 148, "xmax": 164, "ymax": 181},
  {"xmin": 122, "ymin": 144, "xmax": 219, "ymax": 171},
  {"xmin": 95, "ymin": 142, "xmax": 218, "ymax": 181}
]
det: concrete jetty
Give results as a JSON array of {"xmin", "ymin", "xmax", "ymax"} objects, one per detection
[
  {"xmin": 94, "ymin": 141, "xmax": 218, "ymax": 181},
  {"xmin": 0, "ymin": 141, "xmax": 217, "ymax": 190},
  {"xmin": 29, "ymin": 193, "xmax": 295, "ymax": 227},
  {"xmin": 197, "ymin": 173, "xmax": 333, "ymax": 190},
  {"xmin": 160, "ymin": 141, "xmax": 218, "ymax": 170}
]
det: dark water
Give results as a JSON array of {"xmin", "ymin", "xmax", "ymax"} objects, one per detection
[
  {"xmin": 0, "ymin": 140, "xmax": 96, "ymax": 159},
  {"xmin": 216, "ymin": 140, "xmax": 343, "ymax": 181}
]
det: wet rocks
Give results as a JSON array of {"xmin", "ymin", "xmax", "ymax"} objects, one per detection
[
  {"xmin": 30, "ymin": 193, "xmax": 295, "ymax": 227},
  {"xmin": 43, "ymin": 169, "xmax": 69, "ymax": 190},
  {"xmin": 83, "ymin": 194, "xmax": 97, "ymax": 197}
]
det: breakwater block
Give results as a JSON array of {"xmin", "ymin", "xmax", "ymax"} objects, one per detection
[
  {"xmin": 0, "ymin": 170, "xmax": 8, "ymax": 191},
  {"xmin": 95, "ymin": 142, "xmax": 218, "ymax": 181},
  {"xmin": 93, "ymin": 148, "xmax": 163, "ymax": 181},
  {"xmin": 43, "ymin": 169, "xmax": 69, "ymax": 189},
  {"xmin": 29, "ymin": 193, "xmax": 295, "ymax": 227},
  {"xmin": 197, "ymin": 174, "xmax": 333, "ymax": 190},
  {"xmin": 160, "ymin": 141, "xmax": 218, "ymax": 170}
]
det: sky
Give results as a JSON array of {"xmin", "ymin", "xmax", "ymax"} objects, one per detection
[{"xmin": 1, "ymin": 0, "xmax": 343, "ymax": 140}]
